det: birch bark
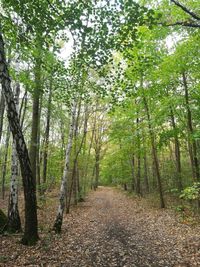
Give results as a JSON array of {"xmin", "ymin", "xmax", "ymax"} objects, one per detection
[{"xmin": 53, "ymin": 101, "xmax": 76, "ymax": 233}]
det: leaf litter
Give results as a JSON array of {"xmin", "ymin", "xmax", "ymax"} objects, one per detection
[{"xmin": 1, "ymin": 187, "xmax": 200, "ymax": 266}]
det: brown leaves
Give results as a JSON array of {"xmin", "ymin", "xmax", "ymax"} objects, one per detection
[{"xmin": 1, "ymin": 187, "xmax": 200, "ymax": 266}]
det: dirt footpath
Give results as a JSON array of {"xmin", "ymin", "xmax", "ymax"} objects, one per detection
[{"xmin": 1, "ymin": 187, "xmax": 200, "ymax": 266}]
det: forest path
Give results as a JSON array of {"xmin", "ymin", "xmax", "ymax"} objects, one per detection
[{"xmin": 1, "ymin": 186, "xmax": 200, "ymax": 266}]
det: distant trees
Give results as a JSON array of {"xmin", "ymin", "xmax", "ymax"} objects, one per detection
[{"xmin": 100, "ymin": 13, "xmax": 200, "ymax": 208}]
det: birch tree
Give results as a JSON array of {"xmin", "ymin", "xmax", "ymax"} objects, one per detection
[
  {"xmin": 7, "ymin": 82, "xmax": 21, "ymax": 233},
  {"xmin": 0, "ymin": 29, "xmax": 39, "ymax": 245},
  {"xmin": 53, "ymin": 101, "xmax": 76, "ymax": 233}
]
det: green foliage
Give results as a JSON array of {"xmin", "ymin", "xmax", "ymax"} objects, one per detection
[{"xmin": 180, "ymin": 183, "xmax": 200, "ymax": 201}]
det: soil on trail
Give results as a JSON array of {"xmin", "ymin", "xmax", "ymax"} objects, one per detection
[{"xmin": 1, "ymin": 187, "xmax": 200, "ymax": 267}]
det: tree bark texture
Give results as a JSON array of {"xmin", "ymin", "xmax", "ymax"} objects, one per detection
[
  {"xmin": 53, "ymin": 101, "xmax": 76, "ymax": 233},
  {"xmin": 0, "ymin": 30, "xmax": 38, "ymax": 245},
  {"xmin": 7, "ymin": 82, "xmax": 22, "ymax": 233}
]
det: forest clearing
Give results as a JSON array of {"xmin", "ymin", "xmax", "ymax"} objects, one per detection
[
  {"xmin": 1, "ymin": 186, "xmax": 200, "ymax": 267},
  {"xmin": 0, "ymin": 0, "xmax": 200, "ymax": 266}
]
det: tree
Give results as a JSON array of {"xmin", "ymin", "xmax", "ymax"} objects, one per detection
[
  {"xmin": 53, "ymin": 101, "xmax": 76, "ymax": 233},
  {"xmin": 7, "ymin": 82, "xmax": 22, "ymax": 233},
  {"xmin": 0, "ymin": 30, "xmax": 38, "ymax": 245}
]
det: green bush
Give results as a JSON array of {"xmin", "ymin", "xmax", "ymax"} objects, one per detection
[{"xmin": 180, "ymin": 183, "xmax": 200, "ymax": 200}]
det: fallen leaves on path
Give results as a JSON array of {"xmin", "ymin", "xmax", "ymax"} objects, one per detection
[{"xmin": 1, "ymin": 187, "xmax": 200, "ymax": 266}]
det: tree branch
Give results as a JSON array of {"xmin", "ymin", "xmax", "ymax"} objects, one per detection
[
  {"xmin": 162, "ymin": 21, "xmax": 200, "ymax": 28},
  {"xmin": 171, "ymin": 0, "xmax": 200, "ymax": 21}
]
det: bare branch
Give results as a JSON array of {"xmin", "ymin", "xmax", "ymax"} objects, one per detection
[
  {"xmin": 171, "ymin": 0, "xmax": 200, "ymax": 21},
  {"xmin": 161, "ymin": 21, "xmax": 200, "ymax": 28}
]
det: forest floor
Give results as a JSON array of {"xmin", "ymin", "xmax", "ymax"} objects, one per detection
[{"xmin": 1, "ymin": 186, "xmax": 200, "ymax": 267}]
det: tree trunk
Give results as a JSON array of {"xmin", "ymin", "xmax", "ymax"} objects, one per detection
[
  {"xmin": 29, "ymin": 56, "xmax": 42, "ymax": 188},
  {"xmin": 1, "ymin": 124, "xmax": 10, "ymax": 199},
  {"xmin": 42, "ymin": 79, "xmax": 53, "ymax": 185},
  {"xmin": 130, "ymin": 155, "xmax": 135, "ymax": 191},
  {"xmin": 136, "ymin": 116, "xmax": 141, "ymax": 195},
  {"xmin": 94, "ymin": 152, "xmax": 100, "ymax": 190},
  {"xmin": 183, "ymin": 72, "xmax": 200, "ymax": 181},
  {"xmin": 36, "ymin": 98, "xmax": 42, "ymax": 194},
  {"xmin": 84, "ymin": 116, "xmax": 95, "ymax": 192},
  {"xmin": 143, "ymin": 94, "xmax": 165, "ymax": 208},
  {"xmin": 66, "ymin": 102, "xmax": 88, "ymax": 212},
  {"xmin": 0, "ymin": 90, "xmax": 5, "ymax": 143},
  {"xmin": 7, "ymin": 82, "xmax": 21, "ymax": 233},
  {"xmin": 0, "ymin": 30, "xmax": 38, "ymax": 245},
  {"xmin": 66, "ymin": 162, "xmax": 76, "ymax": 214},
  {"xmin": 170, "ymin": 107, "xmax": 182, "ymax": 191},
  {"xmin": 19, "ymin": 89, "xmax": 28, "ymax": 130},
  {"xmin": 143, "ymin": 150, "xmax": 149, "ymax": 193},
  {"xmin": 53, "ymin": 101, "xmax": 76, "ymax": 233}
]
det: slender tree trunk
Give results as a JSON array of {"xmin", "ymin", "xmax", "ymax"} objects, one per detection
[
  {"xmin": 130, "ymin": 155, "xmax": 135, "ymax": 191},
  {"xmin": 77, "ymin": 166, "xmax": 82, "ymax": 201},
  {"xmin": 72, "ymin": 100, "xmax": 81, "ymax": 205},
  {"xmin": 124, "ymin": 183, "xmax": 127, "ymax": 191},
  {"xmin": 36, "ymin": 98, "xmax": 42, "ymax": 194},
  {"xmin": 0, "ymin": 30, "xmax": 38, "ymax": 245},
  {"xmin": 170, "ymin": 107, "xmax": 182, "ymax": 191},
  {"xmin": 183, "ymin": 72, "xmax": 200, "ymax": 181},
  {"xmin": 136, "ymin": 156, "xmax": 141, "ymax": 195},
  {"xmin": 0, "ymin": 90, "xmax": 5, "ymax": 143},
  {"xmin": 60, "ymin": 113, "xmax": 66, "ymax": 174},
  {"xmin": 66, "ymin": 103, "xmax": 88, "ymax": 212},
  {"xmin": 84, "ymin": 118, "xmax": 95, "ymax": 192},
  {"xmin": 66, "ymin": 163, "xmax": 76, "ymax": 214},
  {"xmin": 42, "ymin": 79, "xmax": 53, "ymax": 185},
  {"xmin": 66, "ymin": 100, "xmax": 80, "ymax": 211},
  {"xmin": 94, "ymin": 151, "xmax": 100, "ymax": 190},
  {"xmin": 143, "ymin": 94, "xmax": 165, "ymax": 208},
  {"xmin": 143, "ymin": 150, "xmax": 149, "ymax": 193},
  {"xmin": 29, "ymin": 56, "xmax": 42, "ymax": 188},
  {"xmin": 73, "ymin": 163, "xmax": 78, "ymax": 205},
  {"xmin": 53, "ymin": 101, "xmax": 76, "ymax": 233},
  {"xmin": 1, "ymin": 124, "xmax": 10, "ymax": 199},
  {"xmin": 7, "ymin": 83, "xmax": 21, "ymax": 233},
  {"xmin": 19, "ymin": 89, "xmax": 28, "ymax": 130},
  {"xmin": 136, "ymin": 116, "xmax": 141, "ymax": 195}
]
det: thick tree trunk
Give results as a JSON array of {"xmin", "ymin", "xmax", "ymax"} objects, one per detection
[
  {"xmin": 7, "ymin": 83, "xmax": 21, "ymax": 233},
  {"xmin": 53, "ymin": 102, "xmax": 76, "ymax": 233},
  {"xmin": 183, "ymin": 72, "xmax": 200, "ymax": 181},
  {"xmin": 143, "ymin": 94, "xmax": 165, "ymax": 208},
  {"xmin": 0, "ymin": 31, "xmax": 38, "ymax": 245}
]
